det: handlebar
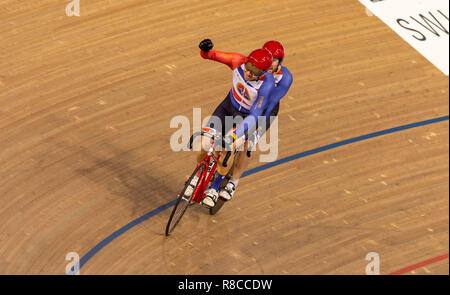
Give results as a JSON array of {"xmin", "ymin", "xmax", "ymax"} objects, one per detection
[
  {"xmin": 222, "ymin": 151, "xmax": 232, "ymax": 168},
  {"xmin": 188, "ymin": 129, "xmax": 260, "ymax": 166},
  {"xmin": 246, "ymin": 131, "xmax": 257, "ymax": 158},
  {"xmin": 187, "ymin": 131, "xmax": 233, "ymax": 167}
]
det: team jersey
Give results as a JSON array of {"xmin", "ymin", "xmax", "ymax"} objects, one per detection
[
  {"xmin": 261, "ymin": 65, "xmax": 284, "ymax": 86},
  {"xmin": 231, "ymin": 64, "xmax": 265, "ymax": 111},
  {"xmin": 263, "ymin": 65, "xmax": 293, "ymax": 118},
  {"xmin": 234, "ymin": 64, "xmax": 293, "ymax": 138},
  {"xmin": 200, "ymin": 49, "xmax": 291, "ymax": 139},
  {"xmin": 201, "ymin": 49, "xmax": 271, "ymax": 113}
]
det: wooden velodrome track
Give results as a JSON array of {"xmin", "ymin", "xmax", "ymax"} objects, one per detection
[{"xmin": 0, "ymin": 0, "xmax": 448, "ymax": 275}]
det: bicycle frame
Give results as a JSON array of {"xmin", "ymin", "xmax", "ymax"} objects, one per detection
[
  {"xmin": 166, "ymin": 129, "xmax": 257, "ymax": 235},
  {"xmin": 165, "ymin": 131, "xmax": 236, "ymax": 235},
  {"xmin": 186, "ymin": 128, "xmax": 253, "ymax": 204},
  {"xmin": 191, "ymin": 145, "xmax": 221, "ymax": 204}
]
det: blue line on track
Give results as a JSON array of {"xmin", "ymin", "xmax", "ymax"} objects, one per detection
[
  {"xmin": 76, "ymin": 115, "xmax": 449, "ymax": 271},
  {"xmin": 78, "ymin": 200, "xmax": 176, "ymax": 270},
  {"xmin": 243, "ymin": 115, "xmax": 450, "ymax": 177}
]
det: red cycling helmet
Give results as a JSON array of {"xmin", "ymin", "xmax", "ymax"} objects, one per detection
[
  {"xmin": 246, "ymin": 49, "xmax": 273, "ymax": 75},
  {"xmin": 263, "ymin": 41, "xmax": 285, "ymax": 63}
]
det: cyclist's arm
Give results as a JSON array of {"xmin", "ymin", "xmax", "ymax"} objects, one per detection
[
  {"xmin": 264, "ymin": 66, "xmax": 293, "ymax": 118},
  {"xmin": 200, "ymin": 49, "xmax": 247, "ymax": 70},
  {"xmin": 234, "ymin": 73, "xmax": 275, "ymax": 139}
]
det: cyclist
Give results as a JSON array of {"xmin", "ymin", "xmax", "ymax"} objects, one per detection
[
  {"xmin": 196, "ymin": 39, "xmax": 275, "ymax": 208},
  {"xmin": 219, "ymin": 41, "xmax": 293, "ymax": 202}
]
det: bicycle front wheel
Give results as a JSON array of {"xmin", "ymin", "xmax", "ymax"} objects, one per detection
[{"xmin": 165, "ymin": 163, "xmax": 206, "ymax": 236}]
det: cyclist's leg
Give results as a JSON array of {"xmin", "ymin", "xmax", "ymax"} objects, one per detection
[
  {"xmin": 202, "ymin": 127, "xmax": 237, "ymax": 207},
  {"xmin": 230, "ymin": 141, "xmax": 250, "ymax": 179},
  {"xmin": 195, "ymin": 95, "xmax": 229, "ymax": 164},
  {"xmin": 203, "ymin": 95, "xmax": 246, "ymax": 207},
  {"xmin": 213, "ymin": 97, "xmax": 249, "ymax": 177},
  {"xmin": 219, "ymin": 141, "xmax": 248, "ymax": 201},
  {"xmin": 229, "ymin": 103, "xmax": 280, "ymax": 190},
  {"xmin": 187, "ymin": 95, "xmax": 228, "ymax": 198},
  {"xmin": 214, "ymin": 127, "xmax": 239, "ymax": 172}
]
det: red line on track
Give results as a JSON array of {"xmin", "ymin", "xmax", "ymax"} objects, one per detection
[{"xmin": 389, "ymin": 253, "xmax": 449, "ymax": 275}]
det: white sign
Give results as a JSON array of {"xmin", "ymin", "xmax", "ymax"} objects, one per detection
[{"xmin": 359, "ymin": 0, "xmax": 449, "ymax": 75}]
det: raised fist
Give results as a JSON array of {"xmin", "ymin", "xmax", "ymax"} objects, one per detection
[{"xmin": 199, "ymin": 39, "xmax": 214, "ymax": 52}]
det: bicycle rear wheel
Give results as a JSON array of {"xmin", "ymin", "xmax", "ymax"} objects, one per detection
[
  {"xmin": 209, "ymin": 197, "xmax": 226, "ymax": 215},
  {"xmin": 165, "ymin": 163, "xmax": 206, "ymax": 236}
]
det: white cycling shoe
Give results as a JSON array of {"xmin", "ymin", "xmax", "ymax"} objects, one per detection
[
  {"xmin": 202, "ymin": 188, "xmax": 219, "ymax": 208},
  {"xmin": 219, "ymin": 182, "xmax": 236, "ymax": 201}
]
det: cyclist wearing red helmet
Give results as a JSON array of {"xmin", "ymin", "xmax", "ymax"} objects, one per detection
[
  {"xmin": 219, "ymin": 40, "xmax": 293, "ymax": 202},
  {"xmin": 261, "ymin": 40, "xmax": 293, "ymax": 120},
  {"xmin": 195, "ymin": 39, "xmax": 276, "ymax": 208}
]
